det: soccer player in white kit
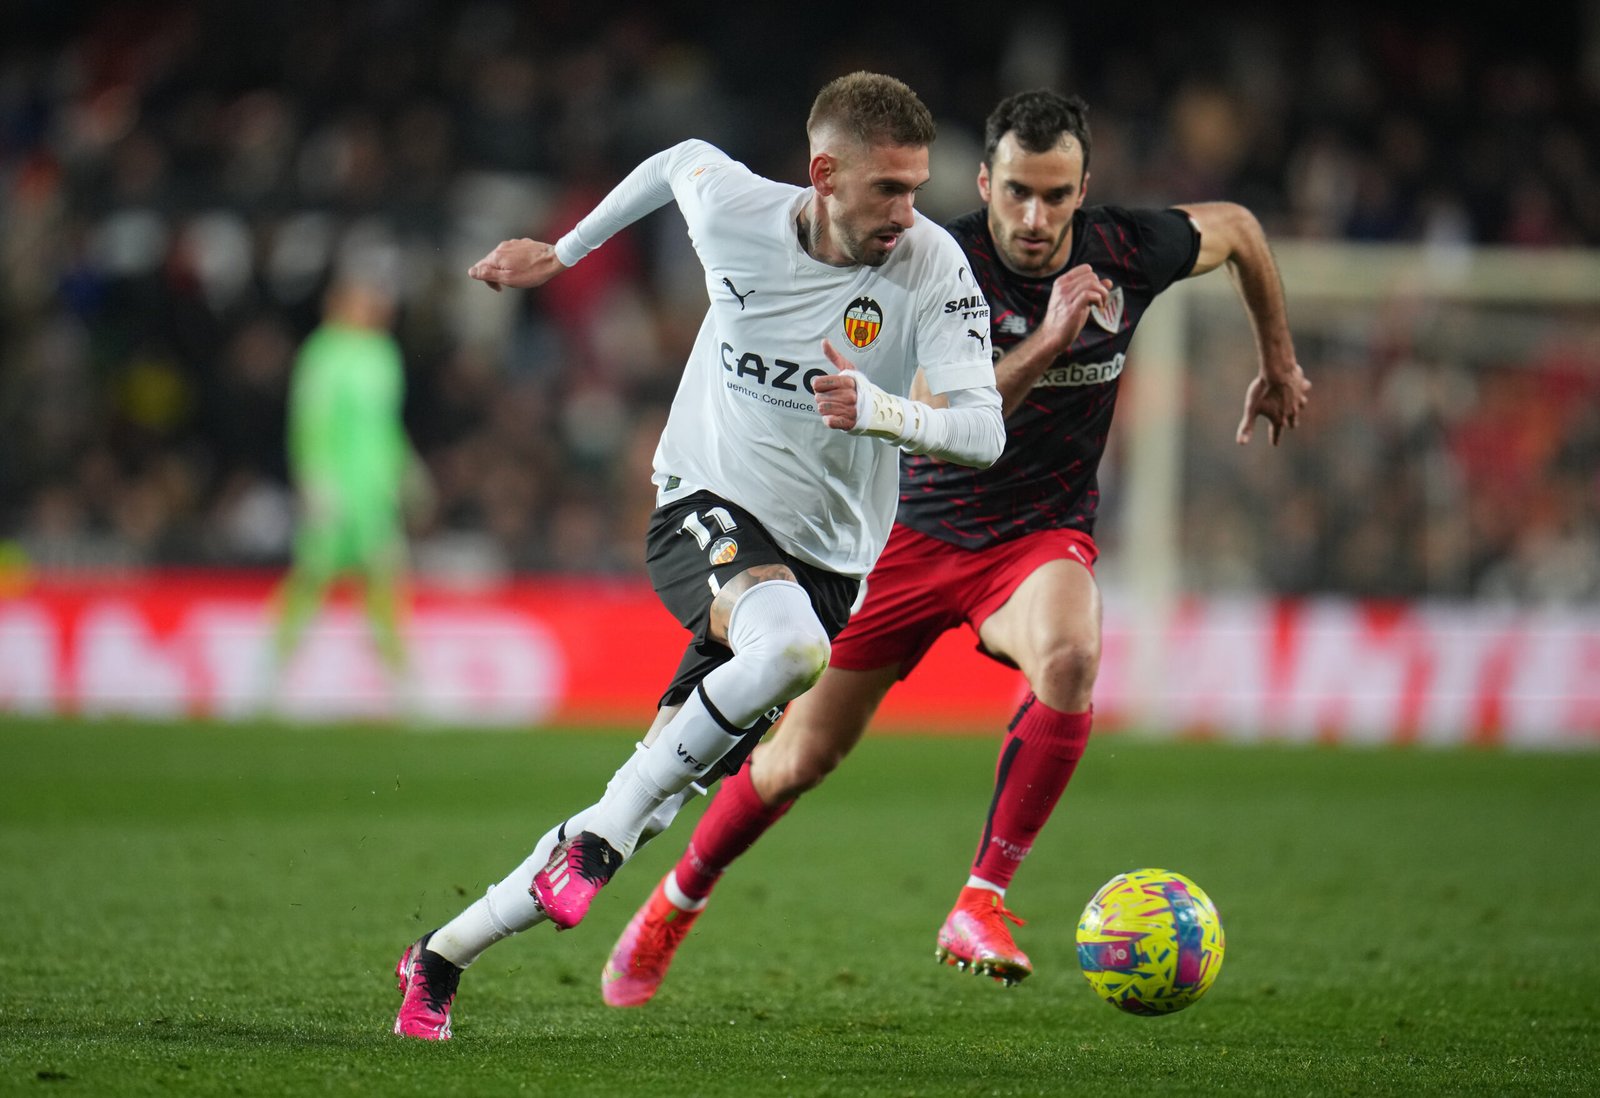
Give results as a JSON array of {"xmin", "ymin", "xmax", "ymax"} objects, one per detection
[{"xmin": 393, "ymin": 72, "xmax": 1005, "ymax": 1040}]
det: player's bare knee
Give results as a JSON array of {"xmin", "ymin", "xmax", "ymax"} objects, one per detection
[
  {"xmin": 764, "ymin": 737, "xmax": 841, "ymax": 798},
  {"xmin": 1032, "ymin": 638, "xmax": 1100, "ymax": 706},
  {"xmin": 799, "ymin": 736, "xmax": 847, "ymax": 789}
]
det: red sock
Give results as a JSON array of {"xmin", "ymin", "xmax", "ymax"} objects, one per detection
[
  {"xmin": 672, "ymin": 764, "xmax": 792, "ymax": 902},
  {"xmin": 970, "ymin": 696, "xmax": 1092, "ymax": 889}
]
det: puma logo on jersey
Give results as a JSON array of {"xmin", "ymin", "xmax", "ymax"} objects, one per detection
[
  {"xmin": 966, "ymin": 328, "xmax": 987, "ymax": 348},
  {"xmin": 722, "ymin": 277, "xmax": 755, "ymax": 310}
]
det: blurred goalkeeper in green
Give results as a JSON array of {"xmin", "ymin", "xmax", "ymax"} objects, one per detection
[{"xmin": 262, "ymin": 277, "xmax": 430, "ymax": 716}]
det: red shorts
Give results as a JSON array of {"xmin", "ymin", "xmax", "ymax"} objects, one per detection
[{"xmin": 830, "ymin": 523, "xmax": 1098, "ymax": 678}]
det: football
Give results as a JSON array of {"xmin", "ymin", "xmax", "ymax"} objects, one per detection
[{"xmin": 1076, "ymin": 868, "xmax": 1225, "ymax": 1015}]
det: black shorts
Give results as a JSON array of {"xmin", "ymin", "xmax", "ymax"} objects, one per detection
[{"xmin": 646, "ymin": 490, "xmax": 860, "ymax": 709}]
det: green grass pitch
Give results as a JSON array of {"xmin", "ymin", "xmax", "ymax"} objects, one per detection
[{"xmin": 2, "ymin": 717, "xmax": 1597, "ymax": 1096}]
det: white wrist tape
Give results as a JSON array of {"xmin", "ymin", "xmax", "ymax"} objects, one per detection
[
  {"xmin": 846, "ymin": 372, "xmax": 1005, "ymax": 467},
  {"xmin": 847, "ymin": 372, "xmax": 924, "ymax": 446}
]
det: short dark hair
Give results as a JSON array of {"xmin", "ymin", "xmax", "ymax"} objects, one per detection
[
  {"xmin": 984, "ymin": 90, "xmax": 1091, "ymax": 176},
  {"xmin": 807, "ymin": 71, "xmax": 937, "ymax": 148}
]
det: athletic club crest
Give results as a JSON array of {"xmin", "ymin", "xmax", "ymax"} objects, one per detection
[
  {"xmin": 843, "ymin": 296, "xmax": 883, "ymax": 349},
  {"xmin": 1089, "ymin": 285, "xmax": 1124, "ymax": 333}
]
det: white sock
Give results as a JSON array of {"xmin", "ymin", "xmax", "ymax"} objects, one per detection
[
  {"xmin": 688, "ymin": 581, "xmax": 830, "ymax": 724},
  {"xmin": 430, "ymin": 777, "xmax": 706, "ymax": 968},
  {"xmin": 426, "ymin": 738, "xmax": 703, "ymax": 968},
  {"xmin": 426, "ymin": 892, "xmax": 519, "ymax": 969},
  {"xmin": 583, "ymin": 581, "xmax": 828, "ymax": 858},
  {"xmin": 664, "ymin": 870, "xmax": 709, "ymax": 912},
  {"xmin": 965, "ymin": 875, "xmax": 1005, "ymax": 896},
  {"xmin": 640, "ymin": 785, "xmax": 698, "ymax": 847},
  {"xmin": 585, "ymin": 690, "xmax": 743, "ymax": 857},
  {"xmin": 428, "ymin": 818, "xmax": 568, "ymax": 968}
]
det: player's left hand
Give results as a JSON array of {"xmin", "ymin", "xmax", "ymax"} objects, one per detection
[
  {"xmin": 813, "ymin": 339, "xmax": 862, "ymax": 430},
  {"xmin": 467, "ymin": 239, "xmax": 567, "ymax": 292},
  {"xmin": 1236, "ymin": 362, "xmax": 1311, "ymax": 445}
]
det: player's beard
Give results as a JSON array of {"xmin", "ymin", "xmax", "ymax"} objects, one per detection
[
  {"xmin": 840, "ymin": 219, "xmax": 902, "ymax": 267},
  {"xmin": 996, "ymin": 221, "xmax": 1072, "ymax": 276}
]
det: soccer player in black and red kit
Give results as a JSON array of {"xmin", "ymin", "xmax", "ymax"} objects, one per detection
[{"xmin": 602, "ymin": 89, "xmax": 1311, "ymax": 1004}]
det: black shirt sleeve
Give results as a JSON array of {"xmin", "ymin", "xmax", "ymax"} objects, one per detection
[{"xmin": 1134, "ymin": 207, "xmax": 1202, "ymax": 294}]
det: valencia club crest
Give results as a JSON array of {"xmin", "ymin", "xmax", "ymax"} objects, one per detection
[{"xmin": 843, "ymin": 297, "xmax": 883, "ymax": 349}]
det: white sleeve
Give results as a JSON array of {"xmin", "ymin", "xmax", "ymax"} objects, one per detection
[
  {"xmin": 847, "ymin": 376, "xmax": 1004, "ymax": 468},
  {"xmin": 913, "ymin": 227, "xmax": 998, "ymax": 396},
  {"xmin": 553, "ymin": 140, "xmax": 731, "ymax": 267}
]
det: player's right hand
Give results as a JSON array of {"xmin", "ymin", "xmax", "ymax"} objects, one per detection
[
  {"xmin": 1041, "ymin": 265, "xmax": 1113, "ymax": 349},
  {"xmin": 813, "ymin": 339, "xmax": 863, "ymax": 431},
  {"xmin": 467, "ymin": 239, "xmax": 567, "ymax": 292}
]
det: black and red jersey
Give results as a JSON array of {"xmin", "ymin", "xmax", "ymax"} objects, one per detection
[{"xmin": 898, "ymin": 205, "xmax": 1201, "ymax": 548}]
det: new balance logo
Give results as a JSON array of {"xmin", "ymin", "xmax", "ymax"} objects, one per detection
[
  {"xmin": 722, "ymin": 276, "xmax": 755, "ymax": 310},
  {"xmin": 997, "ymin": 313, "xmax": 1029, "ymax": 337}
]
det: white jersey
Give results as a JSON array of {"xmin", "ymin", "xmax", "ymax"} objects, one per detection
[{"xmin": 557, "ymin": 140, "xmax": 995, "ymax": 578}]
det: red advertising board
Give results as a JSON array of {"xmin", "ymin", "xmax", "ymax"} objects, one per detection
[
  {"xmin": 3, "ymin": 572, "xmax": 1597, "ymax": 747},
  {"xmin": 0, "ymin": 571, "xmax": 1024, "ymax": 729}
]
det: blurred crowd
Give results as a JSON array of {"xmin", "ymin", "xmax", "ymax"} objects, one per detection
[
  {"xmin": 2, "ymin": 0, "xmax": 1598, "ymax": 597},
  {"xmin": 1177, "ymin": 295, "xmax": 1600, "ymax": 603}
]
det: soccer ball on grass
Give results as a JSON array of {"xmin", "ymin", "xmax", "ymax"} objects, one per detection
[{"xmin": 1076, "ymin": 868, "xmax": 1225, "ymax": 1015}]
